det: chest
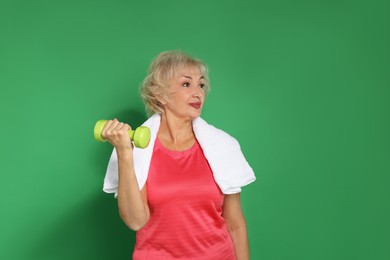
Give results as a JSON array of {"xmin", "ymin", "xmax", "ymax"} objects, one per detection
[{"xmin": 146, "ymin": 139, "xmax": 223, "ymax": 209}]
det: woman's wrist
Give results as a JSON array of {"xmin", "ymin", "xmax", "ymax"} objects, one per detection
[{"xmin": 116, "ymin": 147, "xmax": 133, "ymax": 160}]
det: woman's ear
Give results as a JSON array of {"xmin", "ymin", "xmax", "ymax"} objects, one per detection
[
  {"xmin": 155, "ymin": 94, "xmax": 167, "ymax": 109},
  {"xmin": 157, "ymin": 95, "xmax": 166, "ymax": 106},
  {"xmin": 156, "ymin": 89, "xmax": 169, "ymax": 106},
  {"xmin": 155, "ymin": 83, "xmax": 170, "ymax": 107}
]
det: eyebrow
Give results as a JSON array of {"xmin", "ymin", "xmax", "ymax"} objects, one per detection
[{"xmin": 181, "ymin": 75, "xmax": 204, "ymax": 80}]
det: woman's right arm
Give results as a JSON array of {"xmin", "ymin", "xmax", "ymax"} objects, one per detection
[{"xmin": 102, "ymin": 119, "xmax": 150, "ymax": 231}]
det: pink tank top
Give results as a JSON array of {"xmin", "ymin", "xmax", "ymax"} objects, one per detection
[{"xmin": 132, "ymin": 138, "xmax": 236, "ymax": 260}]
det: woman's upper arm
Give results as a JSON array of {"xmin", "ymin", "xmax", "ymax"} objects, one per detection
[{"xmin": 222, "ymin": 193, "xmax": 246, "ymax": 231}]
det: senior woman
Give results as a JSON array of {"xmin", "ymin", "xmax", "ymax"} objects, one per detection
[{"xmin": 102, "ymin": 50, "xmax": 256, "ymax": 260}]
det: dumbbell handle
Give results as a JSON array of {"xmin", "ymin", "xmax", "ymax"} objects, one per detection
[{"xmin": 94, "ymin": 120, "xmax": 151, "ymax": 149}]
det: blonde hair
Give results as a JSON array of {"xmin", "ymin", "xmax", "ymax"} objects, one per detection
[{"xmin": 140, "ymin": 50, "xmax": 210, "ymax": 116}]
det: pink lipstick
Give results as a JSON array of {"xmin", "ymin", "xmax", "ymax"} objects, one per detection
[{"xmin": 189, "ymin": 102, "xmax": 201, "ymax": 109}]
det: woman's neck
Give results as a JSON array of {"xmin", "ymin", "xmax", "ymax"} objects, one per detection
[{"xmin": 158, "ymin": 113, "xmax": 195, "ymax": 150}]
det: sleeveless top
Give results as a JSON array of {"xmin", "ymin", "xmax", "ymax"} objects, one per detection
[{"xmin": 132, "ymin": 138, "xmax": 236, "ymax": 260}]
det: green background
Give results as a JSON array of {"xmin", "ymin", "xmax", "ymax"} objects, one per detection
[{"xmin": 1, "ymin": 0, "xmax": 389, "ymax": 259}]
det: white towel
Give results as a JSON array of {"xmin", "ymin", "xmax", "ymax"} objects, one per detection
[{"xmin": 103, "ymin": 114, "xmax": 256, "ymax": 197}]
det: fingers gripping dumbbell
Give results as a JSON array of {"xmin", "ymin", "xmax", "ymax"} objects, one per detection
[{"xmin": 94, "ymin": 120, "xmax": 151, "ymax": 149}]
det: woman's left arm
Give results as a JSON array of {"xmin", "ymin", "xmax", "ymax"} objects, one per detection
[{"xmin": 222, "ymin": 193, "xmax": 250, "ymax": 260}]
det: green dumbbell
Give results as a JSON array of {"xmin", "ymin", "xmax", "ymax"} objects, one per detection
[{"xmin": 94, "ymin": 120, "xmax": 151, "ymax": 149}]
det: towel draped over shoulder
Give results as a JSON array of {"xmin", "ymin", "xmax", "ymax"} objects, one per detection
[{"xmin": 103, "ymin": 114, "xmax": 256, "ymax": 197}]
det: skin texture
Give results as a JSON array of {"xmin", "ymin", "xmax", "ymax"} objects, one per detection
[{"xmin": 102, "ymin": 65, "xmax": 249, "ymax": 259}]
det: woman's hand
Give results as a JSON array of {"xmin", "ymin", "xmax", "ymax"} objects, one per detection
[{"xmin": 101, "ymin": 118, "xmax": 133, "ymax": 153}]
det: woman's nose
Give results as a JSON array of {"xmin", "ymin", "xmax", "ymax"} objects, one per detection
[{"xmin": 192, "ymin": 88, "xmax": 203, "ymax": 99}]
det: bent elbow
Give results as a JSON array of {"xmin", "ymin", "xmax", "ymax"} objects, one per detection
[
  {"xmin": 120, "ymin": 213, "xmax": 150, "ymax": 231},
  {"xmin": 129, "ymin": 219, "xmax": 149, "ymax": 231}
]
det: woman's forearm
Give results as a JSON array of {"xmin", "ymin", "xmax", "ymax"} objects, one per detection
[
  {"xmin": 117, "ymin": 150, "xmax": 150, "ymax": 231},
  {"xmin": 229, "ymin": 223, "xmax": 250, "ymax": 260}
]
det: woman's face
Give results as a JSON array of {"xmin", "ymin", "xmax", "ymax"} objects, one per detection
[{"xmin": 162, "ymin": 65, "xmax": 206, "ymax": 120}]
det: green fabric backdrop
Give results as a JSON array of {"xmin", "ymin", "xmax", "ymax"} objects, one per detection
[{"xmin": 1, "ymin": 0, "xmax": 389, "ymax": 259}]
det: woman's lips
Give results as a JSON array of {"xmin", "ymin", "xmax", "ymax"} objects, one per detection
[{"xmin": 189, "ymin": 102, "xmax": 201, "ymax": 109}]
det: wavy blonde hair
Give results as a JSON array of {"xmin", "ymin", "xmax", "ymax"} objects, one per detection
[{"xmin": 140, "ymin": 50, "xmax": 210, "ymax": 116}]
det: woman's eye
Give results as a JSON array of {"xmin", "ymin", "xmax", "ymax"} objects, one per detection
[
  {"xmin": 182, "ymin": 82, "xmax": 190, "ymax": 87},
  {"xmin": 200, "ymin": 84, "xmax": 205, "ymax": 89}
]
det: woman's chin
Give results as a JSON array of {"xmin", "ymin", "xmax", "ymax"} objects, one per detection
[
  {"xmin": 189, "ymin": 110, "xmax": 202, "ymax": 119},
  {"xmin": 163, "ymin": 108, "xmax": 202, "ymax": 121}
]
